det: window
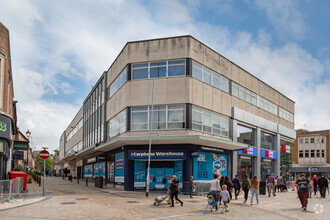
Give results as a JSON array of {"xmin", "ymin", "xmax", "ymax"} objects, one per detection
[
  {"xmin": 261, "ymin": 132, "xmax": 275, "ymax": 150},
  {"xmin": 131, "ymin": 104, "xmax": 186, "ymax": 131},
  {"xmin": 132, "ymin": 63, "xmax": 148, "ymax": 79},
  {"xmin": 107, "ymin": 109, "xmax": 127, "ymax": 139},
  {"xmin": 311, "ymin": 150, "xmax": 315, "ymax": 157},
  {"xmin": 279, "ymin": 107, "xmax": 294, "ymax": 123},
  {"xmin": 299, "ymin": 150, "xmax": 303, "ymax": 158},
  {"xmin": 316, "ymin": 150, "xmax": 320, "ymax": 157},
  {"xmin": 237, "ymin": 125, "xmax": 254, "ymax": 146},
  {"xmin": 192, "ymin": 60, "xmax": 229, "ymax": 93},
  {"xmin": 311, "ymin": 138, "xmax": 314, "ymax": 143},
  {"xmin": 150, "ymin": 61, "xmax": 166, "ymax": 78},
  {"xmin": 305, "ymin": 138, "xmax": 309, "ymax": 144},
  {"xmin": 305, "ymin": 150, "xmax": 309, "ymax": 157},
  {"xmin": 299, "ymin": 138, "xmax": 303, "ymax": 144},
  {"xmin": 167, "ymin": 60, "xmax": 185, "ymax": 77},
  {"xmin": 321, "ymin": 138, "xmax": 324, "ymax": 143},
  {"xmin": 259, "ymin": 97, "xmax": 278, "ymax": 115},
  {"xmin": 231, "ymin": 82, "xmax": 258, "ymax": 107},
  {"xmin": 192, "ymin": 105, "xmax": 230, "ymax": 137},
  {"xmin": 109, "ymin": 67, "xmax": 127, "ymax": 98},
  {"xmin": 321, "ymin": 150, "xmax": 325, "ymax": 158}
]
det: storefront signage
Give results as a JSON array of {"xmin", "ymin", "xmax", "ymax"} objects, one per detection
[
  {"xmin": 308, "ymin": 167, "xmax": 319, "ymax": 172},
  {"xmin": 128, "ymin": 150, "xmax": 187, "ymax": 160},
  {"xmin": 260, "ymin": 149, "xmax": 277, "ymax": 159},
  {"xmin": 237, "ymin": 146, "xmax": 258, "ymax": 157},
  {"xmin": 84, "ymin": 164, "xmax": 93, "ymax": 177},
  {"xmin": 282, "ymin": 145, "xmax": 291, "ymax": 153},
  {"xmin": 199, "ymin": 146, "xmax": 224, "ymax": 153},
  {"xmin": 93, "ymin": 162, "xmax": 105, "ymax": 177},
  {"xmin": 97, "ymin": 156, "xmax": 106, "ymax": 161},
  {"xmin": 193, "ymin": 152, "xmax": 228, "ymax": 181},
  {"xmin": 14, "ymin": 151, "xmax": 24, "ymax": 160},
  {"xmin": 87, "ymin": 157, "xmax": 96, "ymax": 164},
  {"xmin": 14, "ymin": 141, "xmax": 28, "ymax": 151},
  {"xmin": 0, "ymin": 114, "xmax": 11, "ymax": 140},
  {"xmin": 191, "ymin": 151, "xmax": 200, "ymax": 158},
  {"xmin": 115, "ymin": 152, "xmax": 125, "ymax": 185}
]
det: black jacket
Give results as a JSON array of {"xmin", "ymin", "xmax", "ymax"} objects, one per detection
[
  {"xmin": 318, "ymin": 177, "xmax": 328, "ymax": 187},
  {"xmin": 170, "ymin": 180, "xmax": 179, "ymax": 193}
]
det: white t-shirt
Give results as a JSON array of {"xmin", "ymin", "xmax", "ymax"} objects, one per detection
[{"xmin": 210, "ymin": 179, "xmax": 221, "ymax": 191}]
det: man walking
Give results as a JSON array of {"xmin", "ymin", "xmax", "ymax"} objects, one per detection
[
  {"xmin": 311, "ymin": 175, "xmax": 318, "ymax": 196},
  {"xmin": 266, "ymin": 173, "xmax": 276, "ymax": 197},
  {"xmin": 296, "ymin": 173, "xmax": 311, "ymax": 211},
  {"xmin": 232, "ymin": 175, "xmax": 241, "ymax": 200},
  {"xmin": 318, "ymin": 174, "xmax": 329, "ymax": 198}
]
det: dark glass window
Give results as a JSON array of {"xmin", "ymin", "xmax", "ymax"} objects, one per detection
[
  {"xmin": 261, "ymin": 132, "xmax": 274, "ymax": 150},
  {"xmin": 321, "ymin": 150, "xmax": 325, "ymax": 157},
  {"xmin": 305, "ymin": 150, "xmax": 309, "ymax": 157},
  {"xmin": 150, "ymin": 62, "xmax": 166, "ymax": 78},
  {"xmin": 168, "ymin": 60, "xmax": 185, "ymax": 77},
  {"xmin": 316, "ymin": 150, "xmax": 320, "ymax": 157},
  {"xmin": 311, "ymin": 138, "xmax": 314, "ymax": 143},
  {"xmin": 311, "ymin": 150, "xmax": 315, "ymax": 157},
  {"xmin": 237, "ymin": 125, "xmax": 254, "ymax": 146},
  {"xmin": 299, "ymin": 150, "xmax": 303, "ymax": 158}
]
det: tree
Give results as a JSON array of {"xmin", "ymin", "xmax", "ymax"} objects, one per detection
[{"xmin": 36, "ymin": 154, "xmax": 53, "ymax": 172}]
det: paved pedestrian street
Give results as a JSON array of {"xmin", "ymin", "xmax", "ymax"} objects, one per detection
[{"xmin": 0, "ymin": 177, "xmax": 329, "ymax": 220}]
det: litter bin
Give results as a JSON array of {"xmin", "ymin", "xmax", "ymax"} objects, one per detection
[
  {"xmin": 9, "ymin": 171, "xmax": 28, "ymax": 191},
  {"xmin": 259, "ymin": 181, "xmax": 266, "ymax": 195},
  {"xmin": 95, "ymin": 176, "xmax": 103, "ymax": 188},
  {"xmin": 68, "ymin": 175, "xmax": 72, "ymax": 181}
]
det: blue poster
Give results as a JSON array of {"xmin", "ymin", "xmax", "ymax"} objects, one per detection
[
  {"xmin": 94, "ymin": 162, "xmax": 105, "ymax": 177},
  {"xmin": 134, "ymin": 161, "xmax": 146, "ymax": 189},
  {"xmin": 115, "ymin": 152, "xmax": 125, "ymax": 185},
  {"xmin": 84, "ymin": 164, "xmax": 93, "ymax": 177},
  {"xmin": 193, "ymin": 152, "xmax": 228, "ymax": 181},
  {"xmin": 174, "ymin": 160, "xmax": 183, "ymax": 188},
  {"xmin": 164, "ymin": 168, "xmax": 174, "ymax": 189},
  {"xmin": 155, "ymin": 168, "xmax": 165, "ymax": 189},
  {"xmin": 149, "ymin": 168, "xmax": 156, "ymax": 189}
]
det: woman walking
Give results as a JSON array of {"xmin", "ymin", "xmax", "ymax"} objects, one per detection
[
  {"xmin": 242, "ymin": 174, "xmax": 251, "ymax": 203},
  {"xmin": 250, "ymin": 176, "xmax": 259, "ymax": 205},
  {"xmin": 209, "ymin": 174, "xmax": 221, "ymax": 210},
  {"xmin": 189, "ymin": 176, "xmax": 194, "ymax": 198},
  {"xmin": 169, "ymin": 175, "xmax": 183, "ymax": 207}
]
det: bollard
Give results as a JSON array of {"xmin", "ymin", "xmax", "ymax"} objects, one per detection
[
  {"xmin": 63, "ymin": 175, "xmax": 64, "ymax": 180},
  {"xmin": 86, "ymin": 178, "xmax": 88, "ymax": 186},
  {"xmin": 78, "ymin": 177, "xmax": 79, "ymax": 184},
  {"xmin": 71, "ymin": 176, "xmax": 72, "ymax": 182},
  {"xmin": 39, "ymin": 177, "xmax": 41, "ymax": 187}
]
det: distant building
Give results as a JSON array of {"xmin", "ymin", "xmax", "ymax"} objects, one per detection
[{"xmin": 291, "ymin": 129, "xmax": 330, "ymax": 177}]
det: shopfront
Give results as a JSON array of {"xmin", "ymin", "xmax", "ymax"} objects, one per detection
[
  {"xmin": 84, "ymin": 155, "xmax": 106, "ymax": 179},
  {"xmin": 236, "ymin": 146, "xmax": 257, "ymax": 180},
  {"xmin": 76, "ymin": 159, "xmax": 83, "ymax": 179},
  {"xmin": 260, "ymin": 149, "xmax": 277, "ymax": 181},
  {"xmin": 280, "ymin": 140, "xmax": 292, "ymax": 180},
  {"xmin": 0, "ymin": 114, "xmax": 12, "ymax": 180}
]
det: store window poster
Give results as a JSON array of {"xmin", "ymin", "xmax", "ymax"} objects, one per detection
[
  {"xmin": 115, "ymin": 152, "xmax": 125, "ymax": 184},
  {"xmin": 193, "ymin": 152, "xmax": 227, "ymax": 181},
  {"xmin": 84, "ymin": 164, "xmax": 93, "ymax": 177}
]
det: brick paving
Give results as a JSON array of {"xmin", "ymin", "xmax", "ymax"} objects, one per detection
[{"xmin": 0, "ymin": 177, "xmax": 329, "ymax": 220}]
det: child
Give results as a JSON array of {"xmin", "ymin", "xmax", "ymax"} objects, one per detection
[{"xmin": 220, "ymin": 185, "xmax": 230, "ymax": 214}]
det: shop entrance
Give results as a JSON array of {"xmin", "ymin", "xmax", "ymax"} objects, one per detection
[
  {"xmin": 237, "ymin": 156, "xmax": 253, "ymax": 180},
  {"xmin": 261, "ymin": 159, "xmax": 272, "ymax": 181}
]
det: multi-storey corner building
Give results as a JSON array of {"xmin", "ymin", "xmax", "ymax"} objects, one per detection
[
  {"xmin": 0, "ymin": 22, "xmax": 18, "ymax": 180},
  {"xmin": 291, "ymin": 129, "xmax": 330, "ymax": 177},
  {"xmin": 58, "ymin": 36, "xmax": 296, "ymax": 190}
]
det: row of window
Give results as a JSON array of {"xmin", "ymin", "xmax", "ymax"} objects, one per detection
[
  {"xmin": 299, "ymin": 137, "xmax": 325, "ymax": 144},
  {"xmin": 192, "ymin": 61, "xmax": 229, "ymax": 93},
  {"xmin": 131, "ymin": 104, "xmax": 186, "ymax": 131},
  {"xmin": 107, "ymin": 109, "xmax": 127, "ymax": 139},
  {"xmin": 132, "ymin": 59, "xmax": 186, "ymax": 80},
  {"xmin": 66, "ymin": 119, "xmax": 83, "ymax": 141},
  {"xmin": 109, "ymin": 67, "xmax": 127, "ymax": 98},
  {"xmin": 299, "ymin": 149, "xmax": 325, "ymax": 158},
  {"xmin": 192, "ymin": 105, "xmax": 229, "ymax": 137},
  {"xmin": 259, "ymin": 96, "xmax": 278, "ymax": 116},
  {"xmin": 279, "ymin": 107, "xmax": 294, "ymax": 123},
  {"xmin": 232, "ymin": 82, "xmax": 257, "ymax": 106},
  {"xmin": 65, "ymin": 141, "xmax": 83, "ymax": 156}
]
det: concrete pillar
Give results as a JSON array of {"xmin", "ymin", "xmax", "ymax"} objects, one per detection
[
  {"xmin": 275, "ymin": 134, "xmax": 281, "ymax": 176},
  {"xmin": 256, "ymin": 127, "xmax": 261, "ymax": 180},
  {"xmin": 232, "ymin": 119, "xmax": 238, "ymax": 177}
]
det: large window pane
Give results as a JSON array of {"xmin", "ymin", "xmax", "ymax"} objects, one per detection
[
  {"xmin": 237, "ymin": 125, "xmax": 254, "ymax": 145},
  {"xmin": 212, "ymin": 72, "xmax": 221, "ymax": 89},
  {"xmin": 203, "ymin": 68, "xmax": 212, "ymax": 84},
  {"xmin": 168, "ymin": 65, "xmax": 185, "ymax": 77},
  {"xmin": 192, "ymin": 61, "xmax": 203, "ymax": 81},
  {"xmin": 150, "ymin": 61, "xmax": 166, "ymax": 78},
  {"xmin": 261, "ymin": 132, "xmax": 274, "ymax": 150},
  {"xmin": 133, "ymin": 68, "xmax": 148, "ymax": 79}
]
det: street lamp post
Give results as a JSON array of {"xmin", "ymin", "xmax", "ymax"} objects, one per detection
[{"xmin": 26, "ymin": 130, "xmax": 31, "ymax": 172}]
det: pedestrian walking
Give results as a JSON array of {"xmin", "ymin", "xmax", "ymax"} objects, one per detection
[
  {"xmin": 307, "ymin": 176, "xmax": 312, "ymax": 198},
  {"xmin": 232, "ymin": 175, "xmax": 241, "ymax": 200},
  {"xmin": 277, "ymin": 176, "xmax": 283, "ymax": 192},
  {"xmin": 209, "ymin": 174, "xmax": 221, "ymax": 210},
  {"xmin": 250, "ymin": 175, "xmax": 259, "ymax": 205},
  {"xmin": 241, "ymin": 174, "xmax": 251, "ymax": 203},
  {"xmin": 169, "ymin": 175, "xmax": 183, "ymax": 207},
  {"xmin": 220, "ymin": 185, "xmax": 230, "ymax": 214},
  {"xmin": 266, "ymin": 173, "xmax": 276, "ymax": 197},
  {"xmin": 224, "ymin": 176, "xmax": 234, "ymax": 200},
  {"xmin": 311, "ymin": 175, "xmax": 318, "ymax": 196},
  {"xmin": 189, "ymin": 176, "xmax": 194, "ymax": 198},
  {"xmin": 296, "ymin": 173, "xmax": 311, "ymax": 211},
  {"xmin": 219, "ymin": 175, "xmax": 225, "ymax": 205},
  {"xmin": 275, "ymin": 176, "xmax": 278, "ymax": 192},
  {"xmin": 318, "ymin": 174, "xmax": 328, "ymax": 198}
]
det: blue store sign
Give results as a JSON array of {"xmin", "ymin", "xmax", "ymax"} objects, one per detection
[
  {"xmin": 199, "ymin": 146, "xmax": 224, "ymax": 153},
  {"xmin": 128, "ymin": 150, "xmax": 187, "ymax": 160},
  {"xmin": 237, "ymin": 146, "xmax": 258, "ymax": 157},
  {"xmin": 260, "ymin": 149, "xmax": 277, "ymax": 159}
]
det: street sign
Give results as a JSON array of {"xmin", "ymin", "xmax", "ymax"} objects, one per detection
[{"xmin": 39, "ymin": 150, "xmax": 50, "ymax": 160}]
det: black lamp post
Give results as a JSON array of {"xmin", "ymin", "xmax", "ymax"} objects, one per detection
[{"xmin": 26, "ymin": 130, "xmax": 31, "ymax": 172}]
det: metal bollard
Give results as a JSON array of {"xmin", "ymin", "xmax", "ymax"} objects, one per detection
[
  {"xmin": 39, "ymin": 177, "xmax": 41, "ymax": 187},
  {"xmin": 63, "ymin": 175, "xmax": 64, "ymax": 180},
  {"xmin": 86, "ymin": 178, "xmax": 88, "ymax": 186},
  {"xmin": 78, "ymin": 177, "xmax": 79, "ymax": 184}
]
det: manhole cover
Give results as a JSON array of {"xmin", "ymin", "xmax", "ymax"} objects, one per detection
[
  {"xmin": 186, "ymin": 200, "xmax": 200, "ymax": 203},
  {"xmin": 61, "ymin": 202, "xmax": 76, "ymax": 205},
  {"xmin": 126, "ymin": 201, "xmax": 139, "ymax": 203},
  {"xmin": 76, "ymin": 198, "xmax": 88, "ymax": 200}
]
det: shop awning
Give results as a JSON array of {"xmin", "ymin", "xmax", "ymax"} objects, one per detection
[{"xmin": 95, "ymin": 134, "xmax": 248, "ymax": 152}]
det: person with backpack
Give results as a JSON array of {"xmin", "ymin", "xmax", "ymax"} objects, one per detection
[
  {"xmin": 169, "ymin": 175, "xmax": 183, "ymax": 207},
  {"xmin": 224, "ymin": 176, "xmax": 234, "ymax": 200},
  {"xmin": 241, "ymin": 174, "xmax": 251, "ymax": 203},
  {"xmin": 232, "ymin": 175, "xmax": 241, "ymax": 200}
]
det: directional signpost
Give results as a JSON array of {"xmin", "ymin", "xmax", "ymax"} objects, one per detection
[{"xmin": 40, "ymin": 148, "xmax": 49, "ymax": 196}]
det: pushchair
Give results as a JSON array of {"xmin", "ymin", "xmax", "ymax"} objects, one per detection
[
  {"xmin": 207, "ymin": 192, "xmax": 217, "ymax": 212},
  {"xmin": 154, "ymin": 194, "xmax": 168, "ymax": 206}
]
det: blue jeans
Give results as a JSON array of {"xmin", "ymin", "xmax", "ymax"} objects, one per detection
[
  {"xmin": 209, "ymin": 190, "xmax": 219, "ymax": 210},
  {"xmin": 250, "ymin": 188, "xmax": 259, "ymax": 204},
  {"xmin": 189, "ymin": 187, "xmax": 193, "ymax": 198}
]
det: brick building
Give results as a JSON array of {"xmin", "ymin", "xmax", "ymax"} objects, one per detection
[
  {"xmin": 0, "ymin": 22, "xmax": 18, "ymax": 180},
  {"xmin": 291, "ymin": 129, "xmax": 330, "ymax": 177}
]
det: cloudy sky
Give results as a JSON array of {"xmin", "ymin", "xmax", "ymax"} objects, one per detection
[{"xmin": 0, "ymin": 0, "xmax": 329, "ymax": 152}]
